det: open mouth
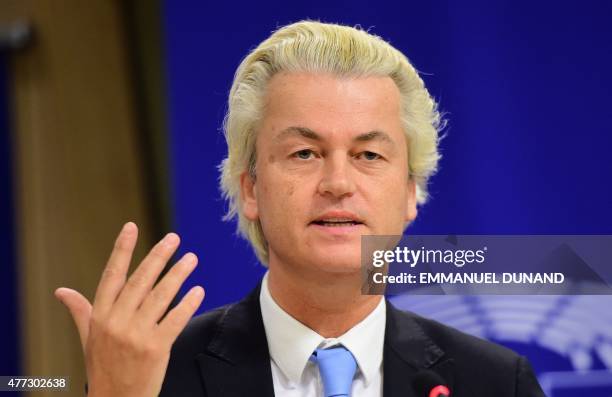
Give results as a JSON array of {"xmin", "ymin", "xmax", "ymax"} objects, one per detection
[{"xmin": 310, "ymin": 219, "xmax": 363, "ymax": 227}]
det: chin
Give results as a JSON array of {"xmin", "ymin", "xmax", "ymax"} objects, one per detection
[{"xmin": 308, "ymin": 248, "xmax": 362, "ymax": 274}]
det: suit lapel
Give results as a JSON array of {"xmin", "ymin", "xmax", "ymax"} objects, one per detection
[
  {"xmin": 196, "ymin": 284, "xmax": 275, "ymax": 397},
  {"xmin": 383, "ymin": 301, "xmax": 455, "ymax": 397}
]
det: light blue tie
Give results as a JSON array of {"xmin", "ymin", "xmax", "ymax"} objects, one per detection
[{"xmin": 311, "ymin": 346, "xmax": 357, "ymax": 397}]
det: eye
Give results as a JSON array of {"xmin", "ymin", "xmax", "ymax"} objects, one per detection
[
  {"xmin": 358, "ymin": 151, "xmax": 382, "ymax": 161},
  {"xmin": 293, "ymin": 149, "xmax": 315, "ymax": 160}
]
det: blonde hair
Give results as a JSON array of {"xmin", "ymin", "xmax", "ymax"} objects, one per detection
[{"xmin": 219, "ymin": 20, "xmax": 443, "ymax": 264}]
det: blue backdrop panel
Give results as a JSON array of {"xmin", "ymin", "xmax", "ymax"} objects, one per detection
[
  {"xmin": 0, "ymin": 53, "xmax": 21, "ymax": 382},
  {"xmin": 162, "ymin": 1, "xmax": 612, "ymax": 393}
]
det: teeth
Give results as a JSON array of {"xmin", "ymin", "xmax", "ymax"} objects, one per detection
[
  {"xmin": 312, "ymin": 217, "xmax": 362, "ymax": 227},
  {"xmin": 318, "ymin": 221, "xmax": 357, "ymax": 226}
]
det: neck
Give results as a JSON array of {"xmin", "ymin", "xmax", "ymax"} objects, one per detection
[{"xmin": 267, "ymin": 260, "xmax": 382, "ymax": 338}]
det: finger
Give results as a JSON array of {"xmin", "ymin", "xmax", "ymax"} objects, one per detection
[
  {"xmin": 156, "ymin": 286, "xmax": 204, "ymax": 344},
  {"xmin": 55, "ymin": 287, "xmax": 92, "ymax": 351},
  {"xmin": 93, "ymin": 222, "xmax": 138, "ymax": 317},
  {"xmin": 112, "ymin": 232, "xmax": 180, "ymax": 318},
  {"xmin": 136, "ymin": 252, "xmax": 198, "ymax": 326}
]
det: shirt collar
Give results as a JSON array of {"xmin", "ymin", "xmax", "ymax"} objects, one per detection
[
  {"xmin": 259, "ymin": 272, "xmax": 386, "ymax": 387},
  {"xmin": 335, "ymin": 294, "xmax": 386, "ymax": 386}
]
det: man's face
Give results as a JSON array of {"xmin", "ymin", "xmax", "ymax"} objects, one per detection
[{"xmin": 241, "ymin": 72, "xmax": 417, "ymax": 276}]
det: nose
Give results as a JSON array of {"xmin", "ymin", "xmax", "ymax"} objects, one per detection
[{"xmin": 317, "ymin": 152, "xmax": 356, "ymax": 198}]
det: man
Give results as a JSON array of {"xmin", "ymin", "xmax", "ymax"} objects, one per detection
[{"xmin": 56, "ymin": 21, "xmax": 546, "ymax": 396}]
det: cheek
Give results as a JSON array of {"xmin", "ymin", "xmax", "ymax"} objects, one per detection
[
  {"xmin": 257, "ymin": 176, "xmax": 301, "ymax": 225},
  {"xmin": 367, "ymin": 175, "xmax": 410, "ymax": 229}
]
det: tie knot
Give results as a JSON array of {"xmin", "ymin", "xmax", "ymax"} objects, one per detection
[{"xmin": 312, "ymin": 346, "xmax": 357, "ymax": 397}]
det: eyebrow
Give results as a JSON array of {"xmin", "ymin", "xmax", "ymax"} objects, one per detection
[{"xmin": 274, "ymin": 126, "xmax": 394, "ymax": 144}]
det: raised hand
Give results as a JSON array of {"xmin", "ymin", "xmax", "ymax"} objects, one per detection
[{"xmin": 55, "ymin": 222, "xmax": 204, "ymax": 397}]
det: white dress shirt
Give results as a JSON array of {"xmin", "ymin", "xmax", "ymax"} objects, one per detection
[{"xmin": 259, "ymin": 273, "xmax": 386, "ymax": 397}]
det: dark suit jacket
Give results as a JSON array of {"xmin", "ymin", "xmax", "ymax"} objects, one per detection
[{"xmin": 160, "ymin": 284, "xmax": 546, "ymax": 396}]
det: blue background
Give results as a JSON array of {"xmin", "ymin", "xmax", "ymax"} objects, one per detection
[
  {"xmin": 162, "ymin": 0, "xmax": 612, "ymax": 308},
  {"xmin": 0, "ymin": 54, "xmax": 20, "ymax": 380},
  {"xmin": 161, "ymin": 1, "xmax": 612, "ymax": 394}
]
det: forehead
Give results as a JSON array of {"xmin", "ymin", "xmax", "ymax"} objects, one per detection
[{"xmin": 261, "ymin": 72, "xmax": 402, "ymax": 138}]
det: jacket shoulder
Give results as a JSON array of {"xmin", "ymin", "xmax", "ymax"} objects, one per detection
[
  {"xmin": 160, "ymin": 303, "xmax": 235, "ymax": 397},
  {"xmin": 409, "ymin": 311, "xmax": 520, "ymax": 366},
  {"xmin": 170, "ymin": 303, "xmax": 233, "ymax": 360},
  {"xmin": 399, "ymin": 310, "xmax": 545, "ymax": 396}
]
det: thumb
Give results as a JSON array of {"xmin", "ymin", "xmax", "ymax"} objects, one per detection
[{"xmin": 55, "ymin": 287, "xmax": 92, "ymax": 351}]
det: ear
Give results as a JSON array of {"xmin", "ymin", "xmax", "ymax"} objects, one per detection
[
  {"xmin": 405, "ymin": 178, "xmax": 418, "ymax": 223},
  {"xmin": 240, "ymin": 171, "xmax": 259, "ymax": 221}
]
